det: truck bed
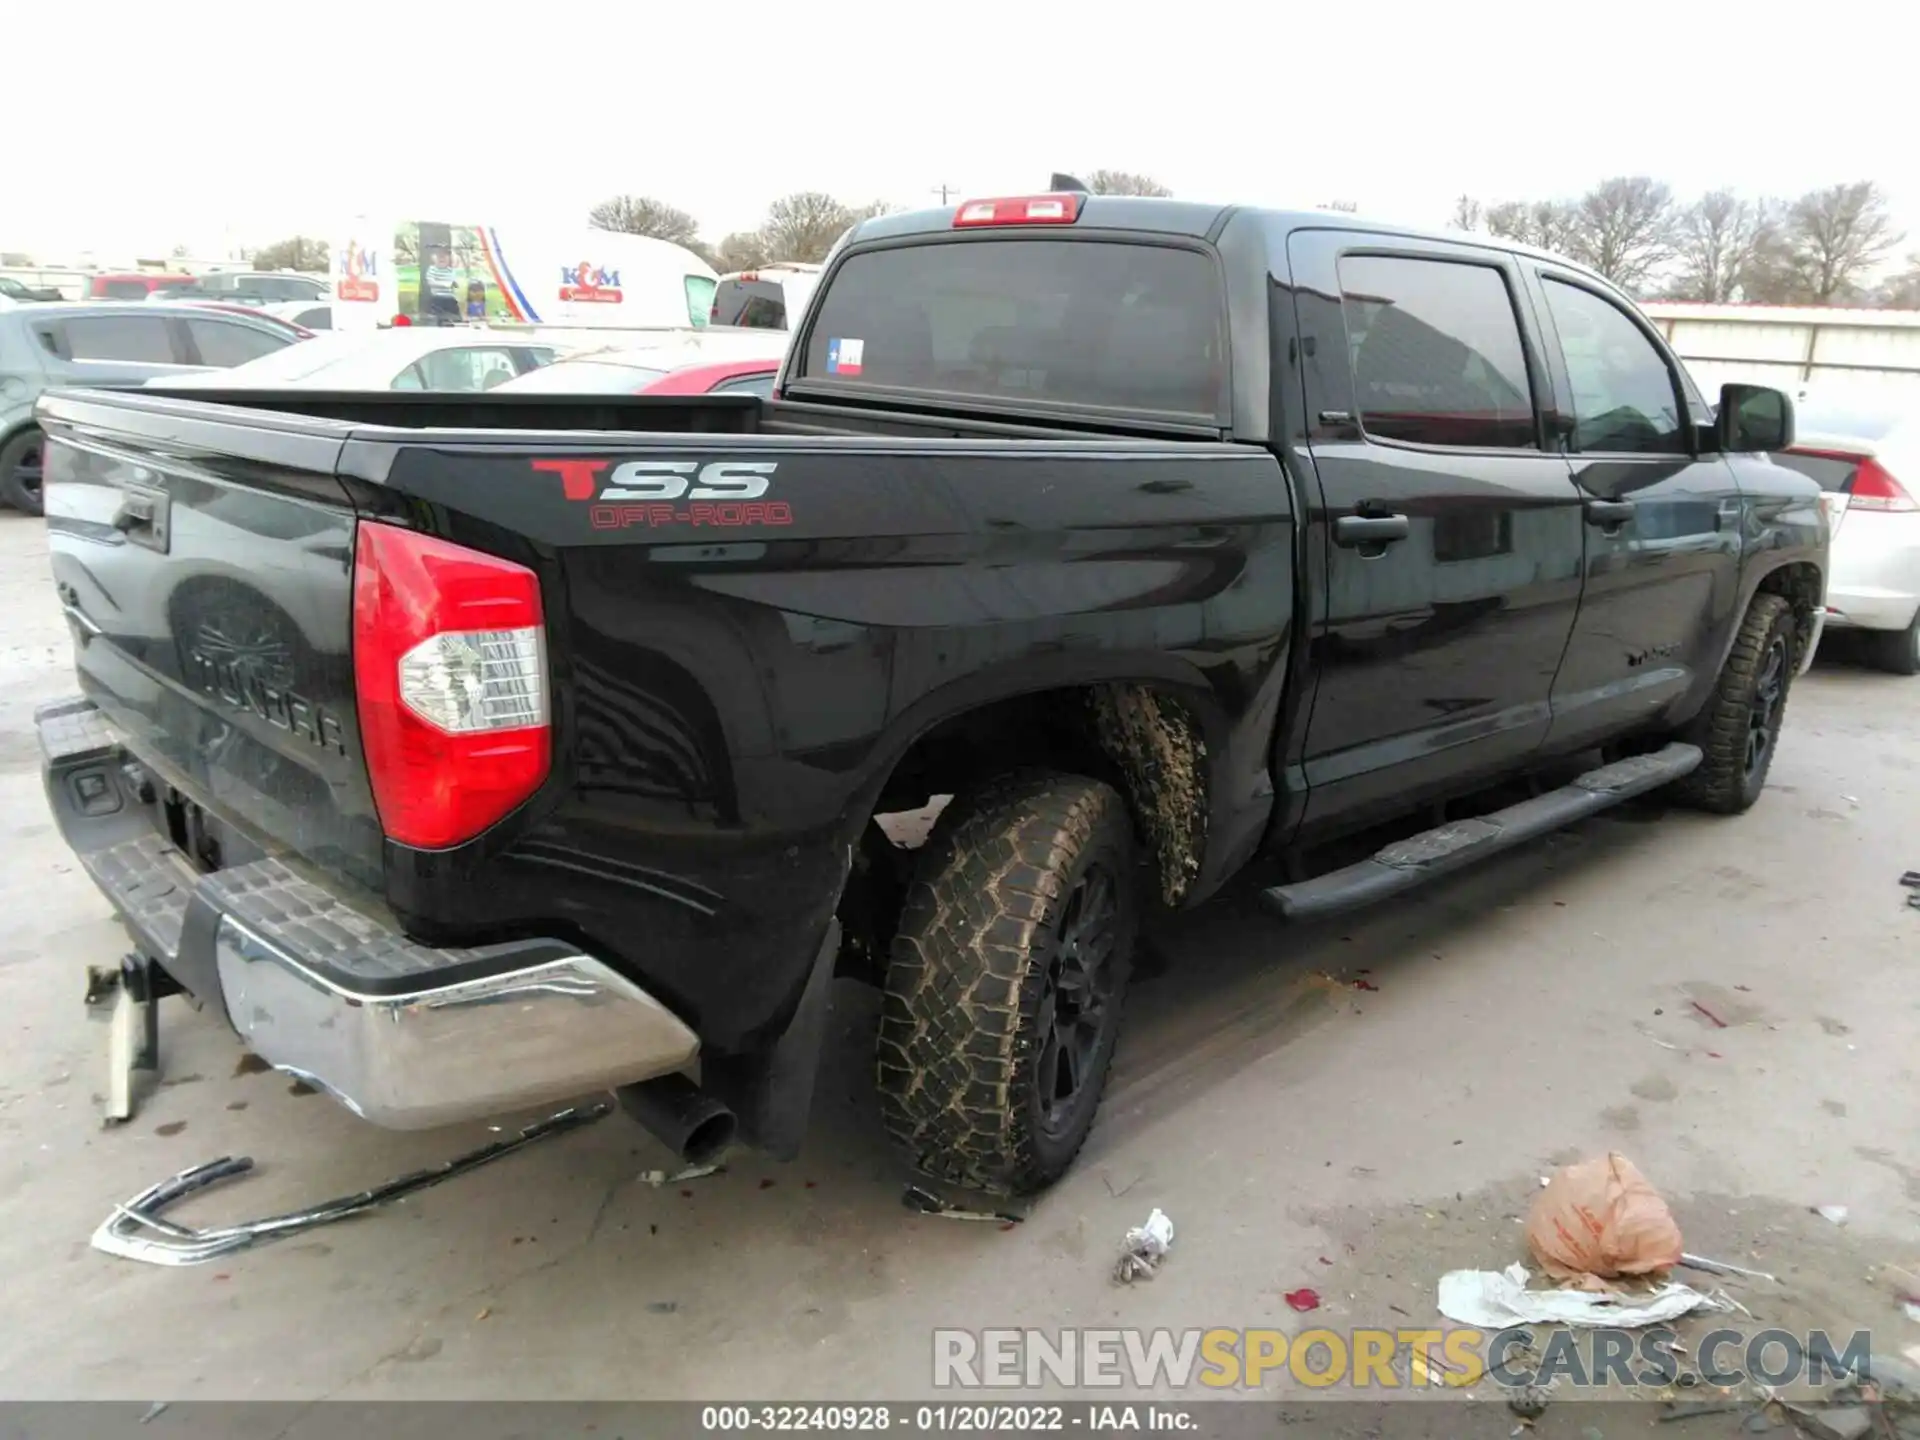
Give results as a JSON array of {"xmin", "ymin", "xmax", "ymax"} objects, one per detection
[{"xmin": 36, "ymin": 384, "xmax": 1298, "ymax": 1129}]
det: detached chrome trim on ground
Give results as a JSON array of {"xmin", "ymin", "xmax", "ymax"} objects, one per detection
[{"xmin": 215, "ymin": 921, "xmax": 699, "ymax": 1129}]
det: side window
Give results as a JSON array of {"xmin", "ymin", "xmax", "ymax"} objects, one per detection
[
  {"xmin": 685, "ymin": 275, "xmax": 717, "ymax": 327},
  {"xmin": 295, "ymin": 307, "xmax": 332, "ymax": 330},
  {"xmin": 1541, "ymin": 278, "xmax": 1685, "ymax": 455},
  {"xmin": 407, "ymin": 346, "xmax": 519, "ymax": 391},
  {"xmin": 62, "ymin": 315, "xmax": 179, "ymax": 363},
  {"xmin": 187, "ymin": 318, "xmax": 286, "ymax": 367},
  {"xmin": 102, "ymin": 280, "xmax": 151, "ymax": 300},
  {"xmin": 712, "ymin": 372, "xmax": 777, "ymax": 398},
  {"xmin": 1338, "ymin": 254, "xmax": 1538, "ymax": 449}
]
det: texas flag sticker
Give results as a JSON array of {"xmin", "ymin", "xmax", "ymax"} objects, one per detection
[{"xmin": 826, "ymin": 337, "xmax": 865, "ymax": 376}]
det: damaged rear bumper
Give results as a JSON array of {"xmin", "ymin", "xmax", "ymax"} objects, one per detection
[{"xmin": 39, "ymin": 696, "xmax": 700, "ymax": 1129}]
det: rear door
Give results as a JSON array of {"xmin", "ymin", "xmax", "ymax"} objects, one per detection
[
  {"xmin": 1523, "ymin": 267, "xmax": 1744, "ymax": 749},
  {"xmin": 1287, "ymin": 232, "xmax": 1586, "ymax": 833}
]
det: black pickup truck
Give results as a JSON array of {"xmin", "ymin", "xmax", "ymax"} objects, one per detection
[{"xmin": 35, "ymin": 192, "xmax": 1826, "ymax": 1195}]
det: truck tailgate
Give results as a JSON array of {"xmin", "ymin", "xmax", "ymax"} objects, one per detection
[{"xmin": 39, "ymin": 391, "xmax": 383, "ymax": 893}]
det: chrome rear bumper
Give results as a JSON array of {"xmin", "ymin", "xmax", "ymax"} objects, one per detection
[{"xmin": 41, "ymin": 696, "xmax": 699, "ymax": 1130}]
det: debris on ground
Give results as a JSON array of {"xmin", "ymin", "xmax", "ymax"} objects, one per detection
[
  {"xmin": 902, "ymin": 1185, "xmax": 1022, "ymax": 1225},
  {"xmin": 139, "ymin": 1403, "xmax": 169, "ymax": 1424},
  {"xmin": 91, "ymin": 1103, "xmax": 609, "ymax": 1267},
  {"xmin": 1112, "ymin": 1208, "xmax": 1175, "ymax": 1284},
  {"xmin": 641, "ymin": 1162, "xmax": 724, "ymax": 1187},
  {"xmin": 1527, "ymin": 1153, "xmax": 1684, "ymax": 1286},
  {"xmin": 1283, "ymin": 1287, "xmax": 1322, "ymax": 1313},
  {"xmin": 1507, "ymin": 1384, "xmax": 1550, "ymax": 1419},
  {"xmin": 1656, "ymin": 1398, "xmax": 1747, "ymax": 1423},
  {"xmin": 1679, "ymin": 1251, "xmax": 1778, "ymax": 1283},
  {"xmin": 1785, "ymin": 1405, "xmax": 1873, "ymax": 1440},
  {"xmin": 1814, "ymin": 1204, "xmax": 1850, "ymax": 1226},
  {"xmin": 1439, "ymin": 1261, "xmax": 1727, "ymax": 1328}
]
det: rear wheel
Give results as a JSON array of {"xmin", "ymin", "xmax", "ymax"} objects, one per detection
[
  {"xmin": 1866, "ymin": 610, "xmax": 1920, "ymax": 677},
  {"xmin": 0, "ymin": 428, "xmax": 43, "ymax": 516},
  {"xmin": 1672, "ymin": 594, "xmax": 1797, "ymax": 814},
  {"xmin": 876, "ymin": 771, "xmax": 1138, "ymax": 1196}
]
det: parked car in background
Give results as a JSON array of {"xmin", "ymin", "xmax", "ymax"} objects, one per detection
[
  {"xmin": 87, "ymin": 273, "xmax": 196, "ymax": 301},
  {"xmin": 149, "ymin": 272, "xmax": 330, "ymax": 305},
  {"xmin": 1773, "ymin": 399, "xmax": 1920, "ymax": 674},
  {"xmin": 260, "ymin": 300, "xmax": 339, "ymax": 331},
  {"xmin": 491, "ymin": 339, "xmax": 785, "ymax": 396},
  {"xmin": 0, "ymin": 276, "xmax": 63, "ymax": 303},
  {"xmin": 707, "ymin": 263, "xmax": 822, "ymax": 330},
  {"xmin": 641, "ymin": 357, "xmax": 781, "ymax": 397},
  {"xmin": 152, "ymin": 326, "xmax": 565, "ymax": 394},
  {"xmin": 1, "ymin": 303, "xmax": 302, "ymax": 514},
  {"xmin": 164, "ymin": 300, "xmax": 316, "ymax": 341}
]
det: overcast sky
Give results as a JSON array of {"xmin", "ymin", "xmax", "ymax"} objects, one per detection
[{"xmin": 12, "ymin": 0, "xmax": 1915, "ymax": 265}]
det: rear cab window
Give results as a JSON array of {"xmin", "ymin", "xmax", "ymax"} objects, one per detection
[
  {"xmin": 794, "ymin": 238, "xmax": 1225, "ymax": 420},
  {"xmin": 1773, "ymin": 451, "xmax": 1863, "ymax": 491},
  {"xmin": 712, "ymin": 279, "xmax": 789, "ymax": 330}
]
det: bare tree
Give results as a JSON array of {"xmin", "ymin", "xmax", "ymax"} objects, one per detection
[
  {"xmin": 1775, "ymin": 181, "xmax": 1902, "ymax": 304},
  {"xmin": 1565, "ymin": 176, "xmax": 1677, "ymax": 292},
  {"xmin": 1485, "ymin": 199, "xmax": 1581, "ymax": 254},
  {"xmin": 587, "ymin": 195, "xmax": 703, "ymax": 250},
  {"xmin": 253, "ymin": 236, "xmax": 329, "ymax": 272},
  {"xmin": 1873, "ymin": 251, "xmax": 1920, "ymax": 310},
  {"xmin": 1448, "ymin": 195, "xmax": 1484, "ymax": 232},
  {"xmin": 712, "ymin": 230, "xmax": 773, "ymax": 274},
  {"xmin": 1084, "ymin": 169, "xmax": 1173, "ymax": 197},
  {"xmin": 1671, "ymin": 191, "xmax": 1777, "ymax": 302},
  {"xmin": 848, "ymin": 199, "xmax": 900, "ymax": 222},
  {"xmin": 761, "ymin": 192, "xmax": 857, "ymax": 263}
]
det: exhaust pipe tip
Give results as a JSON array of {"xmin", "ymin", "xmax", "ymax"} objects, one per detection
[{"xmin": 617, "ymin": 1072, "xmax": 736, "ymax": 1166}]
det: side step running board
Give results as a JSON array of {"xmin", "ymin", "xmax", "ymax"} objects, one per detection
[{"xmin": 1260, "ymin": 742, "xmax": 1703, "ymax": 922}]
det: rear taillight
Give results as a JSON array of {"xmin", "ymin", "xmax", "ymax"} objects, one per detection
[
  {"xmin": 352, "ymin": 523, "xmax": 549, "ymax": 850},
  {"xmin": 1848, "ymin": 457, "xmax": 1916, "ymax": 512},
  {"xmin": 391, "ymin": 312, "xmax": 413, "ymax": 327},
  {"xmin": 952, "ymin": 193, "xmax": 1085, "ymax": 227}
]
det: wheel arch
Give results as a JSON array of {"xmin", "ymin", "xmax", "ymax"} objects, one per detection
[{"xmin": 859, "ymin": 656, "xmax": 1227, "ymax": 913}]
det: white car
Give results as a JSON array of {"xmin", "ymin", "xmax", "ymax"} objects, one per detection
[
  {"xmin": 150, "ymin": 326, "xmax": 564, "ymax": 393},
  {"xmin": 706, "ymin": 263, "xmax": 822, "ymax": 330},
  {"xmin": 1775, "ymin": 400, "xmax": 1920, "ymax": 674}
]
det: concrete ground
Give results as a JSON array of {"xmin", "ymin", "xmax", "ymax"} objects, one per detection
[{"xmin": 1, "ymin": 508, "xmax": 1917, "ymax": 1425}]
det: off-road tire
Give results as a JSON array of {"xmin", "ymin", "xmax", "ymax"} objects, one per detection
[
  {"xmin": 0, "ymin": 427, "xmax": 43, "ymax": 517},
  {"xmin": 1672, "ymin": 594, "xmax": 1797, "ymax": 814},
  {"xmin": 876, "ymin": 771, "xmax": 1138, "ymax": 1196},
  {"xmin": 1866, "ymin": 611, "xmax": 1920, "ymax": 677}
]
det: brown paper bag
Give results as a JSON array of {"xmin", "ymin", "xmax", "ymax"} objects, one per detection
[{"xmin": 1526, "ymin": 1153, "xmax": 1683, "ymax": 1286}]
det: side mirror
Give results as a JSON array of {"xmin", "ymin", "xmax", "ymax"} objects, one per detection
[{"xmin": 1718, "ymin": 383, "xmax": 1795, "ymax": 453}]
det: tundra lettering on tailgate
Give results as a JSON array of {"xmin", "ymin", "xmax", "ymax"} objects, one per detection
[
  {"xmin": 183, "ymin": 648, "xmax": 347, "ymax": 754},
  {"xmin": 531, "ymin": 458, "xmax": 794, "ymax": 532}
]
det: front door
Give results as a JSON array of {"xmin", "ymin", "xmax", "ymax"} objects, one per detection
[
  {"xmin": 1523, "ymin": 268, "xmax": 1745, "ymax": 750},
  {"xmin": 1287, "ymin": 233, "xmax": 1588, "ymax": 836}
]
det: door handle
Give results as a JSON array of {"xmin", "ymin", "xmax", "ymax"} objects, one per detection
[
  {"xmin": 1585, "ymin": 499, "xmax": 1635, "ymax": 529},
  {"xmin": 110, "ymin": 485, "xmax": 171, "ymax": 553},
  {"xmin": 1333, "ymin": 513, "xmax": 1410, "ymax": 548}
]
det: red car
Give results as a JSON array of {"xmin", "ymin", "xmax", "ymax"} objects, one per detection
[
  {"xmin": 87, "ymin": 272, "xmax": 197, "ymax": 301},
  {"xmin": 493, "ymin": 351, "xmax": 781, "ymax": 397}
]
